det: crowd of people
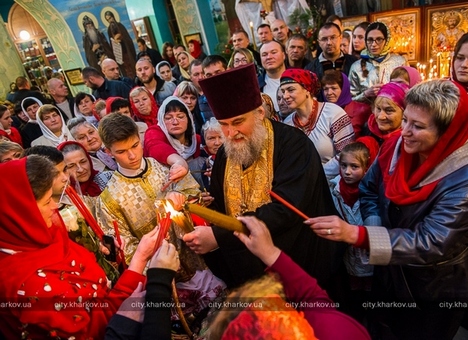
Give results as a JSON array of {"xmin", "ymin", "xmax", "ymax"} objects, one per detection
[{"xmin": 1, "ymin": 12, "xmax": 468, "ymax": 340}]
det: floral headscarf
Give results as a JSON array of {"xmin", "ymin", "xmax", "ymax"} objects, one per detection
[
  {"xmin": 361, "ymin": 22, "xmax": 392, "ymax": 61},
  {"xmin": 280, "ymin": 69, "xmax": 320, "ymax": 95}
]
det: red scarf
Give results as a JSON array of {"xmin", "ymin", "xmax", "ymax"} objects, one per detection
[
  {"xmin": 189, "ymin": 40, "xmax": 203, "ymax": 59},
  {"xmin": 367, "ymin": 113, "xmax": 402, "ymax": 142},
  {"xmin": 382, "ymin": 81, "xmax": 468, "ymax": 205},
  {"xmin": 57, "ymin": 141, "xmax": 102, "ymax": 197},
  {"xmin": 130, "ymin": 87, "xmax": 159, "ymax": 126},
  {"xmin": 339, "ymin": 178, "xmax": 360, "ymax": 207}
]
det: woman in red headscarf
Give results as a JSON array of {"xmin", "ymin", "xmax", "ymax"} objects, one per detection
[
  {"xmin": 280, "ymin": 68, "xmax": 355, "ymax": 165},
  {"xmin": 0, "ymin": 155, "xmax": 158, "ymax": 339},
  {"xmin": 305, "ymin": 80, "xmax": 468, "ymax": 339},
  {"xmin": 129, "ymin": 86, "xmax": 159, "ymax": 127},
  {"xmin": 58, "ymin": 141, "xmax": 113, "ymax": 197},
  {"xmin": 364, "ymin": 81, "xmax": 408, "ymax": 145},
  {"xmin": 188, "ymin": 39, "xmax": 207, "ymax": 61}
]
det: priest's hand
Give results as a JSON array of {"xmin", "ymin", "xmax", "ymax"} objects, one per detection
[
  {"xmin": 234, "ymin": 216, "xmax": 281, "ymax": 267},
  {"xmin": 305, "ymin": 215, "xmax": 359, "ymax": 244},
  {"xmin": 182, "ymin": 227, "xmax": 218, "ymax": 254}
]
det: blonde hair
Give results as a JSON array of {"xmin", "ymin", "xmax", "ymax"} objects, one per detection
[{"xmin": 207, "ymin": 274, "xmax": 284, "ymax": 339}]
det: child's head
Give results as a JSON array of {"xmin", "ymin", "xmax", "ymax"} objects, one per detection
[
  {"xmin": 389, "ymin": 66, "xmax": 421, "ymax": 88},
  {"xmin": 106, "ymin": 97, "xmax": 132, "ymax": 117},
  {"xmin": 339, "ymin": 137, "xmax": 379, "ymax": 185},
  {"xmin": 99, "ymin": 113, "xmax": 143, "ymax": 170}
]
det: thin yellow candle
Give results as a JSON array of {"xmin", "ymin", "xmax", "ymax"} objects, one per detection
[
  {"xmin": 185, "ymin": 203, "xmax": 249, "ymax": 234},
  {"xmin": 249, "ymin": 21, "xmax": 257, "ymax": 51}
]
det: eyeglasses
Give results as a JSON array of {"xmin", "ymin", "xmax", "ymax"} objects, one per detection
[
  {"xmin": 164, "ymin": 115, "xmax": 187, "ymax": 123},
  {"xmin": 366, "ymin": 37, "xmax": 385, "ymax": 45},
  {"xmin": 318, "ymin": 35, "xmax": 340, "ymax": 43},
  {"xmin": 234, "ymin": 58, "xmax": 248, "ymax": 65}
]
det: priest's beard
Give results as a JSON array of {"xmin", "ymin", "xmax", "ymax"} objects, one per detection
[
  {"xmin": 86, "ymin": 27, "xmax": 99, "ymax": 44},
  {"xmin": 224, "ymin": 120, "xmax": 267, "ymax": 168}
]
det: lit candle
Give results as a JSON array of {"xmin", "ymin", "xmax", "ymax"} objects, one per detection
[
  {"xmin": 185, "ymin": 203, "xmax": 249, "ymax": 234},
  {"xmin": 249, "ymin": 21, "xmax": 257, "ymax": 51}
]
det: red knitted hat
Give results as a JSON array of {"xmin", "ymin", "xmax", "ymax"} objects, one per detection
[{"xmin": 199, "ymin": 63, "xmax": 262, "ymax": 120}]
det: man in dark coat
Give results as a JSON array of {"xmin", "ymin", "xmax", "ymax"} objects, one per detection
[{"xmin": 183, "ymin": 64, "xmax": 344, "ymax": 292}]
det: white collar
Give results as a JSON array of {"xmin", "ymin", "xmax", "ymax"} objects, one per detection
[{"xmin": 117, "ymin": 158, "xmax": 146, "ymax": 177}]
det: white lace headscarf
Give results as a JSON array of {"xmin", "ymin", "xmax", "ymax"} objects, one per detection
[
  {"xmin": 157, "ymin": 96, "xmax": 197, "ymax": 160},
  {"xmin": 36, "ymin": 104, "xmax": 75, "ymax": 146}
]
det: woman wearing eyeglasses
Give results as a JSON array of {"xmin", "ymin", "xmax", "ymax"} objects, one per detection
[
  {"xmin": 228, "ymin": 47, "xmax": 264, "ymax": 78},
  {"xmin": 144, "ymin": 96, "xmax": 202, "ymax": 179},
  {"xmin": 348, "ymin": 22, "xmax": 407, "ymax": 104}
]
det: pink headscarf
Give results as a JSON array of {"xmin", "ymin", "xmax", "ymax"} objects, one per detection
[{"xmin": 376, "ymin": 82, "xmax": 409, "ymax": 110}]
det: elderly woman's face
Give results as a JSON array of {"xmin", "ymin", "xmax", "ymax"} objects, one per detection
[
  {"xmin": 374, "ymin": 97, "xmax": 403, "ymax": 133},
  {"xmin": 64, "ymin": 149, "xmax": 91, "ymax": 183},
  {"xmin": 132, "ymin": 91, "xmax": 152, "ymax": 116},
  {"xmin": 401, "ymin": 104, "xmax": 440, "ymax": 161},
  {"xmin": 322, "ymin": 82, "xmax": 342, "ymax": 104},
  {"xmin": 454, "ymin": 42, "xmax": 468, "ymax": 84},
  {"xmin": 204, "ymin": 130, "xmax": 224, "ymax": 155},
  {"xmin": 280, "ymin": 83, "xmax": 309, "ymax": 111},
  {"xmin": 366, "ymin": 29, "xmax": 386, "ymax": 56},
  {"xmin": 277, "ymin": 89, "xmax": 293, "ymax": 115},
  {"xmin": 177, "ymin": 53, "xmax": 190, "ymax": 70},
  {"xmin": 164, "ymin": 109, "xmax": 188, "ymax": 139},
  {"xmin": 73, "ymin": 124, "xmax": 102, "ymax": 152}
]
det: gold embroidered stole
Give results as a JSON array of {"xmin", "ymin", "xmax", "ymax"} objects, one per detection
[{"xmin": 224, "ymin": 119, "xmax": 274, "ymax": 216}]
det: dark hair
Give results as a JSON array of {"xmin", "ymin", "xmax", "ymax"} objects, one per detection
[
  {"xmin": 366, "ymin": 22, "xmax": 389, "ymax": 42},
  {"xmin": 24, "ymin": 146, "xmax": 64, "ymax": 165},
  {"xmin": 81, "ymin": 67, "xmax": 102, "ymax": 79},
  {"xmin": 99, "ymin": 113, "xmax": 139, "ymax": 148},
  {"xmin": 164, "ymin": 99, "xmax": 194, "ymax": 146},
  {"xmin": 257, "ymin": 23, "xmax": 271, "ymax": 31},
  {"xmin": 173, "ymin": 44, "xmax": 186, "ymax": 52},
  {"xmin": 15, "ymin": 76, "xmax": 29, "ymax": 88},
  {"xmin": 321, "ymin": 70, "xmax": 344, "ymax": 88},
  {"xmin": 339, "ymin": 141, "xmax": 371, "ymax": 169},
  {"xmin": 201, "ymin": 54, "xmax": 228, "ymax": 70},
  {"xmin": 287, "ymin": 33, "xmax": 308, "ymax": 46},
  {"xmin": 0, "ymin": 105, "xmax": 8, "ymax": 119},
  {"xmin": 136, "ymin": 37, "xmax": 146, "ymax": 45},
  {"xmin": 320, "ymin": 22, "xmax": 342, "ymax": 35},
  {"xmin": 104, "ymin": 11, "xmax": 114, "ymax": 19},
  {"xmin": 14, "ymin": 103, "xmax": 23, "ymax": 115},
  {"xmin": 110, "ymin": 98, "xmax": 131, "ymax": 112},
  {"xmin": 454, "ymin": 33, "xmax": 468, "ymax": 60},
  {"xmin": 75, "ymin": 92, "xmax": 95, "ymax": 106},
  {"xmin": 22, "ymin": 98, "xmax": 38, "ymax": 110},
  {"xmin": 232, "ymin": 30, "xmax": 249, "ymax": 39},
  {"xmin": 326, "ymin": 15, "xmax": 342, "ymax": 26},
  {"xmin": 162, "ymin": 42, "xmax": 174, "ymax": 60},
  {"xmin": 26, "ymin": 155, "xmax": 58, "ymax": 200},
  {"xmin": 353, "ymin": 21, "xmax": 370, "ymax": 34},
  {"xmin": 189, "ymin": 59, "xmax": 203, "ymax": 74}
]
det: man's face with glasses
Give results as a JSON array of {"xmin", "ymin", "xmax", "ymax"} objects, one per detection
[
  {"xmin": 318, "ymin": 26, "xmax": 342, "ymax": 59},
  {"xmin": 366, "ymin": 29, "xmax": 386, "ymax": 56}
]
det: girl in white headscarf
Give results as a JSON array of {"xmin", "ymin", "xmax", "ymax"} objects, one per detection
[{"xmin": 31, "ymin": 104, "xmax": 74, "ymax": 147}]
